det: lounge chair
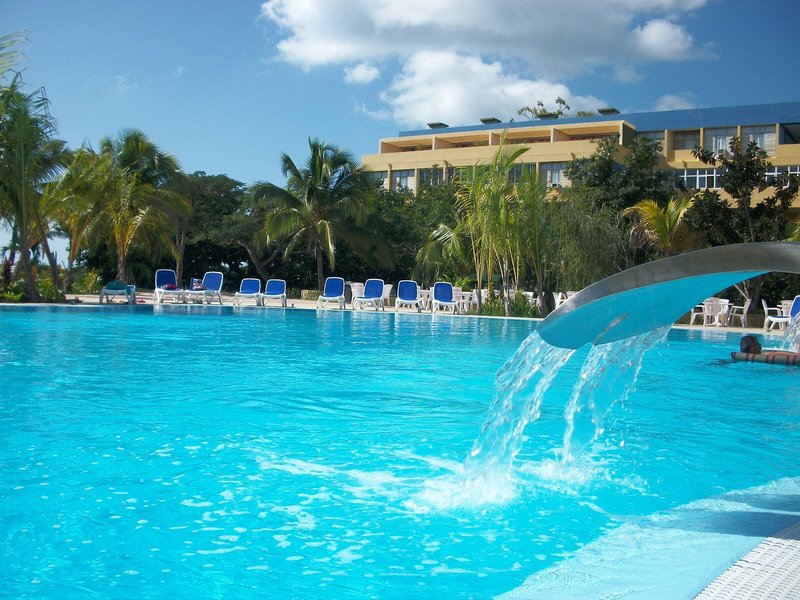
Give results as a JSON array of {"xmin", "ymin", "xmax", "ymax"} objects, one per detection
[
  {"xmin": 395, "ymin": 280, "xmax": 421, "ymax": 312},
  {"xmin": 233, "ymin": 278, "xmax": 262, "ymax": 306},
  {"xmin": 184, "ymin": 271, "xmax": 224, "ymax": 305},
  {"xmin": 352, "ymin": 278, "xmax": 384, "ymax": 311},
  {"xmin": 764, "ymin": 295, "xmax": 800, "ymax": 331},
  {"xmin": 431, "ymin": 281, "xmax": 459, "ymax": 314},
  {"xmin": 261, "ymin": 278, "xmax": 287, "ymax": 307},
  {"xmin": 153, "ymin": 269, "xmax": 185, "ymax": 303},
  {"xmin": 99, "ymin": 280, "xmax": 136, "ymax": 304},
  {"xmin": 316, "ymin": 277, "xmax": 346, "ymax": 309}
]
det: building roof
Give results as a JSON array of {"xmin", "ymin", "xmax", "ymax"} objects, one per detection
[{"xmin": 398, "ymin": 101, "xmax": 800, "ymax": 137}]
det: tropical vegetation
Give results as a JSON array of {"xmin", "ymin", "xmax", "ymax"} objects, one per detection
[{"xmin": 1, "ymin": 32, "xmax": 799, "ymax": 317}]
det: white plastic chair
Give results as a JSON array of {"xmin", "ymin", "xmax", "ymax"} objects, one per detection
[
  {"xmin": 727, "ymin": 299, "xmax": 751, "ymax": 327},
  {"xmin": 700, "ymin": 297, "xmax": 727, "ymax": 327},
  {"xmin": 382, "ymin": 283, "xmax": 393, "ymax": 309},
  {"xmin": 348, "ymin": 282, "xmax": 364, "ymax": 307}
]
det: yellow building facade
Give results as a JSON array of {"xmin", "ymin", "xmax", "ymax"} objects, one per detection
[{"xmin": 361, "ymin": 102, "xmax": 800, "ymax": 207}]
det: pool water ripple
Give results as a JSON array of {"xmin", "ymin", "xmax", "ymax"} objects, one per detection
[{"xmin": 1, "ymin": 306, "xmax": 799, "ymax": 598}]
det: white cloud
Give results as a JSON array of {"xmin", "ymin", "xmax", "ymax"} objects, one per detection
[
  {"xmin": 379, "ymin": 51, "xmax": 604, "ymax": 128},
  {"xmin": 654, "ymin": 93, "xmax": 696, "ymax": 111},
  {"xmin": 344, "ymin": 62, "xmax": 379, "ymax": 84},
  {"xmin": 261, "ymin": 0, "xmax": 708, "ymax": 74},
  {"xmin": 633, "ymin": 19, "xmax": 696, "ymax": 60},
  {"xmin": 260, "ymin": 0, "xmax": 709, "ymax": 125},
  {"xmin": 115, "ymin": 74, "xmax": 137, "ymax": 93},
  {"xmin": 613, "ymin": 66, "xmax": 645, "ymax": 84}
]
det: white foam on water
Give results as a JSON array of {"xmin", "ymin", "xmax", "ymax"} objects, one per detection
[{"xmin": 404, "ymin": 470, "xmax": 517, "ymax": 513}]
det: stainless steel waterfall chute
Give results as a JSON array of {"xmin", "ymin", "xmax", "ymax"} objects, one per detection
[{"xmin": 537, "ymin": 242, "xmax": 800, "ymax": 349}]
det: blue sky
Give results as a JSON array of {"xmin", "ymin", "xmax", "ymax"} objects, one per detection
[{"xmin": 3, "ymin": 0, "xmax": 800, "ymax": 188}]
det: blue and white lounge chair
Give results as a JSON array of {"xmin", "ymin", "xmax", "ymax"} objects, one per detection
[
  {"xmin": 233, "ymin": 278, "xmax": 262, "ymax": 306},
  {"xmin": 765, "ymin": 295, "xmax": 800, "ymax": 331},
  {"xmin": 395, "ymin": 280, "xmax": 421, "ymax": 312},
  {"xmin": 184, "ymin": 271, "xmax": 224, "ymax": 305},
  {"xmin": 261, "ymin": 278, "xmax": 287, "ymax": 307},
  {"xmin": 316, "ymin": 277, "xmax": 346, "ymax": 309},
  {"xmin": 153, "ymin": 269, "xmax": 184, "ymax": 303},
  {"xmin": 353, "ymin": 278, "xmax": 385, "ymax": 311},
  {"xmin": 431, "ymin": 281, "xmax": 459, "ymax": 314},
  {"xmin": 99, "ymin": 280, "xmax": 136, "ymax": 304}
]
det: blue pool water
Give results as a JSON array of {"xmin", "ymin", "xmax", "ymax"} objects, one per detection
[{"xmin": 1, "ymin": 305, "xmax": 799, "ymax": 599}]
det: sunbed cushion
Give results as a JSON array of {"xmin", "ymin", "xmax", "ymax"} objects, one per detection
[{"xmin": 105, "ymin": 280, "xmax": 127, "ymax": 290}]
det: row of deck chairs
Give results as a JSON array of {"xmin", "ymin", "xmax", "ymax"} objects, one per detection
[
  {"xmin": 154, "ymin": 269, "xmax": 225, "ymax": 304},
  {"xmin": 153, "ymin": 269, "xmax": 287, "ymax": 307},
  {"xmin": 316, "ymin": 277, "xmax": 461, "ymax": 314}
]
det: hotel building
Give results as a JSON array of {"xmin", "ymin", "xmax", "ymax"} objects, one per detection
[{"xmin": 360, "ymin": 101, "xmax": 800, "ymax": 207}]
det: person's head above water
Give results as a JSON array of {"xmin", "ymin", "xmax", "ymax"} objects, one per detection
[{"xmin": 740, "ymin": 335, "xmax": 763, "ymax": 354}]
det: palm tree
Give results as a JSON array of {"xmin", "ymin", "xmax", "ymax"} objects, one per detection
[
  {"xmin": 623, "ymin": 196, "xmax": 695, "ymax": 256},
  {"xmin": 253, "ymin": 138, "xmax": 388, "ymax": 291},
  {"xmin": 46, "ymin": 148, "xmax": 111, "ymax": 290},
  {"xmin": 94, "ymin": 129, "xmax": 187, "ymax": 282},
  {"xmin": 427, "ymin": 134, "xmax": 527, "ymax": 313},
  {"xmin": 0, "ymin": 78, "xmax": 68, "ymax": 300}
]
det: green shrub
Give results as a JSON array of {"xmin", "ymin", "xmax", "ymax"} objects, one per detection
[
  {"xmin": 0, "ymin": 280, "xmax": 25, "ymax": 303},
  {"xmin": 37, "ymin": 273, "xmax": 65, "ymax": 303},
  {"xmin": 478, "ymin": 291, "xmax": 538, "ymax": 318},
  {"xmin": 71, "ymin": 269, "xmax": 103, "ymax": 294}
]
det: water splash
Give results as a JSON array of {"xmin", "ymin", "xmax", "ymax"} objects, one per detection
[
  {"xmin": 457, "ymin": 326, "xmax": 669, "ymax": 505},
  {"xmin": 463, "ymin": 332, "xmax": 574, "ymax": 487},
  {"xmin": 777, "ymin": 312, "xmax": 800, "ymax": 351},
  {"xmin": 560, "ymin": 326, "xmax": 670, "ymax": 463}
]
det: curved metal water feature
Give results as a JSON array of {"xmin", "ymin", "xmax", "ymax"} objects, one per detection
[
  {"xmin": 464, "ymin": 243, "xmax": 800, "ymax": 491},
  {"xmin": 538, "ymin": 242, "xmax": 800, "ymax": 349}
]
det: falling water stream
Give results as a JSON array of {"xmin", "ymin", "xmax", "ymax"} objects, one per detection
[
  {"xmin": 777, "ymin": 312, "xmax": 800, "ymax": 350},
  {"xmin": 462, "ymin": 325, "xmax": 671, "ymax": 497}
]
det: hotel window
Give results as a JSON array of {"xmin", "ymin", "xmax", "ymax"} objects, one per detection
[
  {"xmin": 419, "ymin": 167, "xmax": 444, "ymax": 187},
  {"xmin": 509, "ymin": 163, "xmax": 534, "ymax": 184},
  {"xmin": 673, "ymin": 130, "xmax": 700, "ymax": 150},
  {"xmin": 638, "ymin": 131, "xmax": 665, "ymax": 141},
  {"xmin": 743, "ymin": 125, "xmax": 776, "ymax": 155},
  {"xmin": 390, "ymin": 169, "xmax": 415, "ymax": 191},
  {"xmin": 540, "ymin": 162, "xmax": 569, "ymax": 188},
  {"xmin": 369, "ymin": 171, "xmax": 388, "ymax": 188},
  {"xmin": 705, "ymin": 127, "xmax": 736, "ymax": 154},
  {"xmin": 764, "ymin": 166, "xmax": 781, "ymax": 185},
  {"xmin": 676, "ymin": 168, "xmax": 719, "ymax": 190}
]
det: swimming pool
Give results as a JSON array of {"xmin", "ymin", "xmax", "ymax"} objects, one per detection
[{"xmin": 1, "ymin": 305, "xmax": 798, "ymax": 598}]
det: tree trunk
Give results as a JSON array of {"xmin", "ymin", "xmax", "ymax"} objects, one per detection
[
  {"xmin": 316, "ymin": 249, "xmax": 325, "ymax": 292},
  {"xmin": 175, "ymin": 223, "xmax": 187, "ymax": 283},
  {"xmin": 40, "ymin": 237, "xmax": 62, "ymax": 291},
  {"xmin": 19, "ymin": 248, "xmax": 40, "ymax": 302},
  {"xmin": 116, "ymin": 253, "xmax": 127, "ymax": 283}
]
